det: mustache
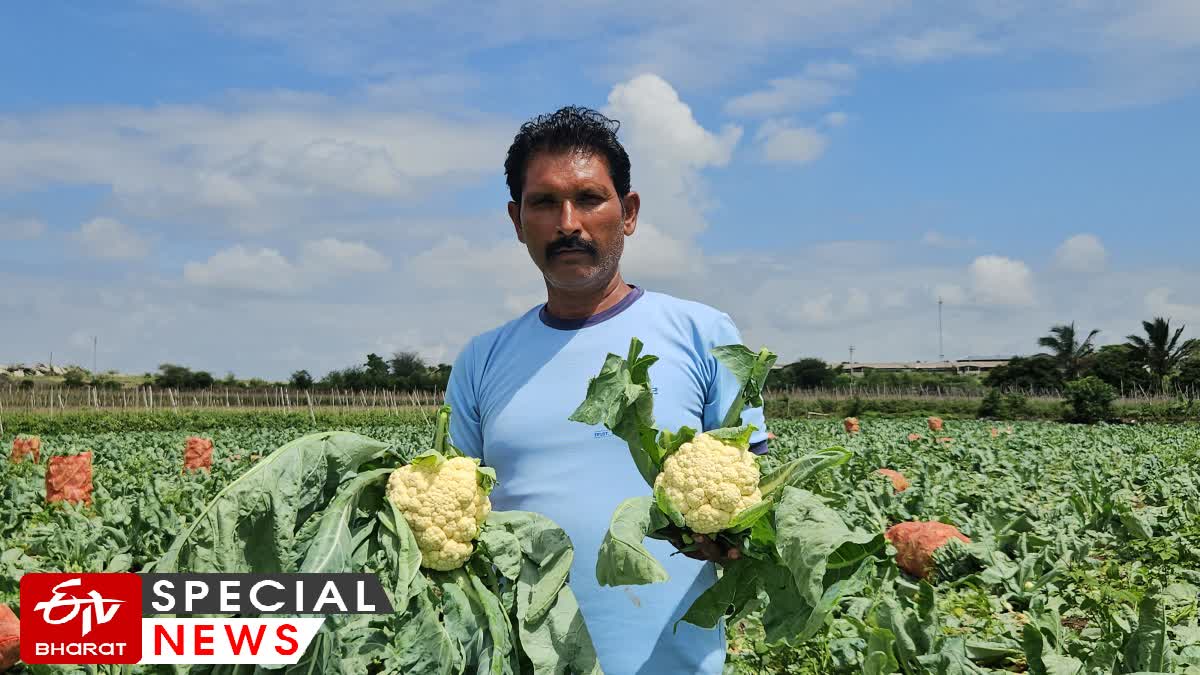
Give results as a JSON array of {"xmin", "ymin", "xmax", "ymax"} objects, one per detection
[{"xmin": 546, "ymin": 235, "xmax": 598, "ymax": 259}]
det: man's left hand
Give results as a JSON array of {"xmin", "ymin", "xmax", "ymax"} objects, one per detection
[
  {"xmin": 688, "ymin": 533, "xmax": 741, "ymax": 563},
  {"xmin": 662, "ymin": 525, "xmax": 741, "ymax": 564}
]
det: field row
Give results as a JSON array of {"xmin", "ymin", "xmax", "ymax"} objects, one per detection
[{"xmin": 3, "ymin": 418, "xmax": 1199, "ymax": 673}]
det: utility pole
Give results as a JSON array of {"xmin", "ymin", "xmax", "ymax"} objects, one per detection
[
  {"xmin": 849, "ymin": 345, "xmax": 855, "ymax": 365},
  {"xmin": 938, "ymin": 297, "xmax": 945, "ymax": 361},
  {"xmin": 93, "ymin": 336, "xmax": 98, "ymax": 374}
]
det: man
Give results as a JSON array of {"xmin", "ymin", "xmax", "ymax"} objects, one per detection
[{"xmin": 445, "ymin": 105, "xmax": 769, "ymax": 675}]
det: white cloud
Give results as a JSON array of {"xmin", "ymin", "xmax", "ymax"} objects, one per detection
[
  {"xmin": 725, "ymin": 62, "xmax": 856, "ymax": 117},
  {"xmin": 0, "ymin": 95, "xmax": 512, "ymax": 236},
  {"xmin": 405, "ymin": 236, "xmax": 540, "ymax": 293},
  {"xmin": 1107, "ymin": 1, "xmax": 1200, "ymax": 50},
  {"xmin": 165, "ymin": 2, "xmax": 1200, "ymax": 109},
  {"xmin": 823, "ymin": 111, "xmax": 849, "ymax": 128},
  {"xmin": 184, "ymin": 246, "xmax": 299, "ymax": 293},
  {"xmin": 845, "ymin": 288, "xmax": 871, "ymax": 316},
  {"xmin": 604, "ymin": 73, "xmax": 741, "ymax": 241},
  {"xmin": 0, "ymin": 217, "xmax": 46, "ymax": 240},
  {"xmin": 726, "ymin": 78, "xmax": 844, "ymax": 117},
  {"xmin": 620, "ymin": 221, "xmax": 708, "ymax": 283},
  {"xmin": 741, "ymin": 283, "xmax": 876, "ymax": 330},
  {"xmin": 73, "ymin": 217, "xmax": 151, "ymax": 260},
  {"xmin": 606, "ymin": 74, "xmax": 741, "ymax": 171},
  {"xmin": 183, "ymin": 238, "xmax": 390, "ymax": 293},
  {"xmin": 858, "ymin": 27, "xmax": 998, "ymax": 64},
  {"xmin": 922, "ymin": 230, "xmax": 976, "ymax": 249},
  {"xmin": 1055, "ymin": 234, "xmax": 1107, "ymax": 273},
  {"xmin": 171, "ymin": 1, "xmax": 904, "ymax": 89},
  {"xmin": 970, "ymin": 255, "xmax": 1035, "ymax": 306},
  {"xmin": 799, "ymin": 292, "xmax": 835, "ymax": 324},
  {"xmin": 755, "ymin": 120, "xmax": 828, "ymax": 164},
  {"xmin": 1145, "ymin": 287, "xmax": 1200, "ymax": 323},
  {"xmin": 880, "ymin": 288, "xmax": 909, "ymax": 309},
  {"xmin": 300, "ymin": 238, "xmax": 391, "ymax": 276},
  {"xmin": 503, "ymin": 292, "xmax": 547, "ymax": 316},
  {"xmin": 804, "ymin": 61, "xmax": 856, "ymax": 81},
  {"xmin": 10, "ymin": 233, "xmax": 1200, "ymax": 380},
  {"xmin": 934, "ymin": 283, "xmax": 968, "ymax": 306},
  {"xmin": 10, "ymin": 3, "xmax": 1200, "ymax": 379}
]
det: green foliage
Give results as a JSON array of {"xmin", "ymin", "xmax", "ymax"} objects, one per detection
[
  {"xmin": 7, "ymin": 415, "xmax": 1200, "ymax": 671},
  {"xmin": 1037, "ymin": 321, "xmax": 1100, "ymax": 381},
  {"xmin": 978, "ymin": 389, "xmax": 1003, "ymax": 418},
  {"xmin": 984, "ymin": 355, "xmax": 1062, "ymax": 392},
  {"xmin": 1177, "ymin": 357, "xmax": 1200, "ymax": 402},
  {"xmin": 1, "ymin": 409, "xmax": 433, "ymax": 436},
  {"xmin": 290, "ymin": 368, "xmax": 315, "ymax": 389},
  {"xmin": 768, "ymin": 358, "xmax": 841, "ymax": 389},
  {"xmin": 571, "ymin": 338, "xmax": 884, "ymax": 639},
  {"xmin": 766, "ymin": 392, "xmax": 1200, "ymax": 423},
  {"xmin": 1003, "ymin": 392, "xmax": 1030, "ymax": 417},
  {"xmin": 318, "ymin": 350, "xmax": 451, "ymax": 392},
  {"xmin": 1063, "ymin": 376, "xmax": 1118, "ymax": 424},
  {"xmin": 1081, "ymin": 344, "xmax": 1153, "ymax": 392},
  {"xmin": 153, "ymin": 362, "xmax": 216, "ymax": 390},
  {"xmin": 5, "ymin": 421, "xmax": 601, "ymax": 673},
  {"xmin": 843, "ymin": 395, "xmax": 866, "ymax": 418},
  {"xmin": 62, "ymin": 367, "xmax": 88, "ymax": 388},
  {"xmin": 1125, "ymin": 316, "xmax": 1200, "ymax": 392},
  {"xmin": 978, "ymin": 389, "xmax": 1029, "ymax": 420},
  {"xmin": 90, "ymin": 373, "xmax": 123, "ymax": 390}
]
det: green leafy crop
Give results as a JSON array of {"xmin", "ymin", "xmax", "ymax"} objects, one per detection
[{"xmin": 569, "ymin": 337, "xmax": 883, "ymax": 639}]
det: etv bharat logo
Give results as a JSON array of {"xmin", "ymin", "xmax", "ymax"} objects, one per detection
[
  {"xmin": 20, "ymin": 572, "xmax": 385, "ymax": 666},
  {"xmin": 35, "ymin": 577, "xmax": 125, "ymax": 637},
  {"xmin": 21, "ymin": 573, "xmax": 143, "ymax": 665}
]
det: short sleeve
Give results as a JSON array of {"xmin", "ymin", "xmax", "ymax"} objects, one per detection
[
  {"xmin": 445, "ymin": 339, "xmax": 485, "ymax": 462},
  {"xmin": 701, "ymin": 313, "xmax": 770, "ymax": 454}
]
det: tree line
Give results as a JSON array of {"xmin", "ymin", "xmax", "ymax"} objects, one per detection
[
  {"xmin": 984, "ymin": 317, "xmax": 1200, "ymax": 396},
  {"xmin": 33, "ymin": 351, "xmax": 451, "ymax": 393},
  {"xmin": 765, "ymin": 315, "xmax": 1200, "ymax": 398},
  {"xmin": 24, "ymin": 316, "xmax": 1199, "ymax": 398}
]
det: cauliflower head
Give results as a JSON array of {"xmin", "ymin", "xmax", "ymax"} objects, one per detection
[
  {"xmin": 653, "ymin": 432, "xmax": 762, "ymax": 534},
  {"xmin": 387, "ymin": 455, "xmax": 492, "ymax": 571}
]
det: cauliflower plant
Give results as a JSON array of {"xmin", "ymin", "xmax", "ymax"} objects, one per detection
[
  {"xmin": 387, "ymin": 455, "xmax": 492, "ymax": 571},
  {"xmin": 653, "ymin": 432, "xmax": 762, "ymax": 534}
]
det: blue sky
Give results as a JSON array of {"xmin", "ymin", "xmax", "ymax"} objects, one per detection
[{"xmin": 2, "ymin": 1, "xmax": 1199, "ymax": 379}]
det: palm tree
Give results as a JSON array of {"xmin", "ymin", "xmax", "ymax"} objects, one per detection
[
  {"xmin": 1125, "ymin": 317, "xmax": 1200, "ymax": 391},
  {"xmin": 1037, "ymin": 322, "xmax": 1100, "ymax": 381}
]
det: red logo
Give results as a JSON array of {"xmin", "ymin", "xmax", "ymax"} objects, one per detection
[{"xmin": 21, "ymin": 573, "xmax": 142, "ymax": 664}]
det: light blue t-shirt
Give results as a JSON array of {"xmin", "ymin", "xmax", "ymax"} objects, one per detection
[{"xmin": 444, "ymin": 286, "xmax": 769, "ymax": 675}]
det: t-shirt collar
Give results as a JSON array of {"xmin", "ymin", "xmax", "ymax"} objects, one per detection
[{"xmin": 538, "ymin": 285, "xmax": 644, "ymax": 330}]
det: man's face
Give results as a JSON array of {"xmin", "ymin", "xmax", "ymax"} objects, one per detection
[{"xmin": 508, "ymin": 149, "xmax": 639, "ymax": 291}]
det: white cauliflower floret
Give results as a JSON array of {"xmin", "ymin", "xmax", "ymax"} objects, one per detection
[
  {"xmin": 386, "ymin": 455, "xmax": 492, "ymax": 571},
  {"xmin": 653, "ymin": 433, "xmax": 762, "ymax": 534}
]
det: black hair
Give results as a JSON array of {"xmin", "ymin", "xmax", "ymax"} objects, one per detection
[{"xmin": 504, "ymin": 105, "xmax": 632, "ymax": 203}]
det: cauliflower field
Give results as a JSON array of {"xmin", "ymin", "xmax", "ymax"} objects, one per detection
[
  {"xmin": 729, "ymin": 418, "xmax": 1200, "ymax": 674},
  {"xmin": 3, "ymin": 415, "xmax": 1200, "ymax": 673}
]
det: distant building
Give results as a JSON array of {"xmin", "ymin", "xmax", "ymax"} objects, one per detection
[{"xmin": 834, "ymin": 359, "xmax": 1011, "ymax": 376}]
